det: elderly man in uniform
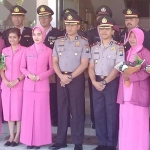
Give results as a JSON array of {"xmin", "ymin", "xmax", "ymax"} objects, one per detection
[
  {"xmin": 87, "ymin": 5, "xmax": 120, "ymax": 129},
  {"xmin": 2, "ymin": 5, "xmax": 33, "ymax": 47},
  {"xmin": 89, "ymin": 16, "xmax": 124, "ymax": 150},
  {"xmin": 61, "ymin": 8, "xmax": 86, "ymax": 37},
  {"xmin": 37, "ymin": 5, "xmax": 62, "ymax": 126},
  {"xmin": 51, "ymin": 12, "xmax": 91, "ymax": 150},
  {"xmin": 120, "ymin": 8, "xmax": 150, "ymax": 52}
]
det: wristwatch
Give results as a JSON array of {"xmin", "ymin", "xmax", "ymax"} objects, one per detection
[
  {"xmin": 101, "ymin": 80, "xmax": 107, "ymax": 85},
  {"xmin": 68, "ymin": 74, "xmax": 73, "ymax": 81}
]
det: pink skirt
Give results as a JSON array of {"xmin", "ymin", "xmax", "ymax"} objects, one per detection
[
  {"xmin": 1, "ymin": 90, "xmax": 23, "ymax": 121},
  {"xmin": 119, "ymin": 102, "xmax": 149, "ymax": 150},
  {"xmin": 20, "ymin": 91, "xmax": 52, "ymax": 146}
]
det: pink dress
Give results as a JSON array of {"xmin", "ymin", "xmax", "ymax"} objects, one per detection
[
  {"xmin": 20, "ymin": 44, "xmax": 54, "ymax": 146},
  {"xmin": 0, "ymin": 39, "xmax": 5, "ymax": 133},
  {"xmin": 119, "ymin": 37, "xmax": 149, "ymax": 149},
  {"xmin": 1, "ymin": 45, "xmax": 25, "ymax": 121}
]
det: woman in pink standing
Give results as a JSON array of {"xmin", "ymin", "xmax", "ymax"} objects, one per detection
[
  {"xmin": 117, "ymin": 28, "xmax": 150, "ymax": 150},
  {"xmin": 20, "ymin": 26, "xmax": 54, "ymax": 149},
  {"xmin": 0, "ymin": 38, "xmax": 5, "ymax": 135},
  {"xmin": 1, "ymin": 28, "xmax": 25, "ymax": 147}
]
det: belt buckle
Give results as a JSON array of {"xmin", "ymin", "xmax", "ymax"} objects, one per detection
[{"xmin": 100, "ymin": 75, "xmax": 105, "ymax": 79}]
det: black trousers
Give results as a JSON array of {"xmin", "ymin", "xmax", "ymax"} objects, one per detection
[
  {"xmin": 56, "ymin": 73, "xmax": 85, "ymax": 144},
  {"xmin": 92, "ymin": 76, "xmax": 119, "ymax": 147},
  {"xmin": 50, "ymin": 83, "xmax": 58, "ymax": 126},
  {"xmin": 88, "ymin": 78, "xmax": 95, "ymax": 126}
]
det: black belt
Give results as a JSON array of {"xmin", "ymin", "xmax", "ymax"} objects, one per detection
[
  {"xmin": 61, "ymin": 71, "xmax": 72, "ymax": 75},
  {"xmin": 96, "ymin": 75, "xmax": 107, "ymax": 79}
]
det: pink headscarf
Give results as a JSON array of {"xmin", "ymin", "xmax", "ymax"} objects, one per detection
[
  {"xmin": 126, "ymin": 28, "xmax": 144, "ymax": 61},
  {"xmin": 32, "ymin": 25, "xmax": 46, "ymax": 51}
]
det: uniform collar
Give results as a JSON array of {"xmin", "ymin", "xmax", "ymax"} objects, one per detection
[
  {"xmin": 65, "ymin": 34, "xmax": 79, "ymax": 42},
  {"xmin": 8, "ymin": 44, "xmax": 21, "ymax": 53},
  {"xmin": 46, "ymin": 25, "xmax": 52, "ymax": 35}
]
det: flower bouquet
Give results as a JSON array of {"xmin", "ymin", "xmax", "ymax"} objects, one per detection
[
  {"xmin": 115, "ymin": 55, "xmax": 145, "ymax": 87},
  {"xmin": 0, "ymin": 53, "xmax": 6, "ymax": 70}
]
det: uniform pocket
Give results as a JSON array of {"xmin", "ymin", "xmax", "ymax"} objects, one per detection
[{"xmin": 57, "ymin": 46, "xmax": 65, "ymax": 58}]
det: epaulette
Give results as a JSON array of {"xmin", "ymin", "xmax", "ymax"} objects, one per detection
[
  {"xmin": 81, "ymin": 36, "xmax": 88, "ymax": 41},
  {"xmin": 57, "ymin": 36, "xmax": 65, "ymax": 39},
  {"xmin": 90, "ymin": 42, "xmax": 99, "ymax": 47}
]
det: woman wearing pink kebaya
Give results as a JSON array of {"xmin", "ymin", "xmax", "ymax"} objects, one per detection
[
  {"xmin": 20, "ymin": 26, "xmax": 54, "ymax": 149},
  {"xmin": 117, "ymin": 28, "xmax": 150, "ymax": 150},
  {"xmin": 1, "ymin": 28, "xmax": 25, "ymax": 147}
]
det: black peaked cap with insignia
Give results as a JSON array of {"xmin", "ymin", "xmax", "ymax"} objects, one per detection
[
  {"xmin": 37, "ymin": 5, "xmax": 54, "ymax": 16},
  {"xmin": 123, "ymin": 8, "xmax": 140, "ymax": 18},
  {"xmin": 98, "ymin": 15, "xmax": 116, "ymax": 28},
  {"xmin": 96, "ymin": 5, "xmax": 112, "ymax": 17},
  {"xmin": 63, "ymin": 12, "xmax": 82, "ymax": 24},
  {"xmin": 61, "ymin": 8, "xmax": 78, "ymax": 17},
  {"xmin": 10, "ymin": 5, "xmax": 27, "ymax": 15}
]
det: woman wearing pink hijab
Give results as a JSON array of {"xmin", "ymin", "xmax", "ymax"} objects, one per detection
[
  {"xmin": 117, "ymin": 28, "xmax": 150, "ymax": 150},
  {"xmin": 20, "ymin": 26, "xmax": 54, "ymax": 149}
]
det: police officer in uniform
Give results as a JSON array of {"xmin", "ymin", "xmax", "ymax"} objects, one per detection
[
  {"xmin": 88, "ymin": 16, "xmax": 124, "ymax": 150},
  {"xmin": 37, "ymin": 5, "xmax": 62, "ymax": 126},
  {"xmin": 120, "ymin": 8, "xmax": 150, "ymax": 52},
  {"xmin": 61, "ymin": 9, "xmax": 86, "ymax": 37},
  {"xmin": 86, "ymin": 5, "xmax": 120, "ymax": 129},
  {"xmin": 51, "ymin": 12, "xmax": 91, "ymax": 150},
  {"xmin": 2, "ymin": 5, "xmax": 33, "ymax": 47}
]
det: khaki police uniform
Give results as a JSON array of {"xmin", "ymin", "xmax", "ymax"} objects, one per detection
[
  {"xmin": 52, "ymin": 12, "xmax": 91, "ymax": 148},
  {"xmin": 90, "ymin": 16, "xmax": 124, "ymax": 149}
]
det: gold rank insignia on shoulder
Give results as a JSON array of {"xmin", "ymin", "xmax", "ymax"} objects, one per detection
[
  {"xmin": 14, "ymin": 7, "xmax": 19, "ymax": 12},
  {"xmin": 75, "ymin": 41, "xmax": 80, "ymax": 47},
  {"xmin": 127, "ymin": 9, "xmax": 132, "ymax": 15},
  {"xmin": 102, "ymin": 17, "xmax": 107, "ymax": 23},
  {"xmin": 67, "ymin": 14, "xmax": 73, "ymax": 20},
  {"xmin": 40, "ymin": 7, "xmax": 45, "ymax": 12},
  {"xmin": 111, "ymin": 46, "xmax": 115, "ymax": 50}
]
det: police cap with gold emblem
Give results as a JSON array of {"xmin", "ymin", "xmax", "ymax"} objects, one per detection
[
  {"xmin": 63, "ymin": 12, "xmax": 82, "ymax": 24},
  {"xmin": 61, "ymin": 8, "xmax": 78, "ymax": 17},
  {"xmin": 10, "ymin": 5, "xmax": 27, "ymax": 15},
  {"xmin": 123, "ymin": 8, "xmax": 140, "ymax": 18},
  {"xmin": 37, "ymin": 5, "xmax": 54, "ymax": 16},
  {"xmin": 96, "ymin": 5, "xmax": 112, "ymax": 17},
  {"xmin": 98, "ymin": 15, "xmax": 116, "ymax": 28}
]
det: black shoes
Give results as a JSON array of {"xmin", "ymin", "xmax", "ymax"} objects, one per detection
[
  {"xmin": 74, "ymin": 144, "xmax": 83, "ymax": 150},
  {"xmin": 27, "ymin": 146, "xmax": 41, "ymax": 149},
  {"xmin": 93, "ymin": 145, "xmax": 107, "ymax": 150},
  {"xmin": 35, "ymin": 146, "xmax": 41, "ymax": 149},
  {"xmin": 49, "ymin": 143, "xmax": 67, "ymax": 149},
  {"xmin": 11, "ymin": 141, "xmax": 19, "ymax": 147},
  {"xmin": 4, "ymin": 141, "xmax": 12, "ymax": 146},
  {"xmin": 27, "ymin": 146, "xmax": 34, "ymax": 149}
]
